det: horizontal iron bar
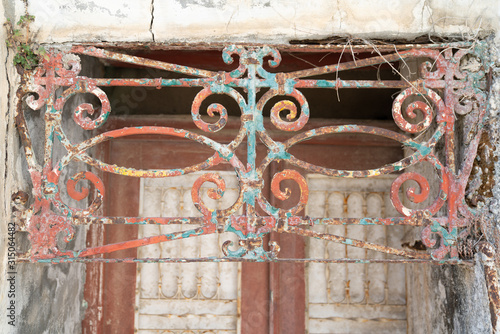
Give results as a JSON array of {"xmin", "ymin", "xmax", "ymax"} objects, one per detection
[
  {"xmin": 295, "ymin": 79, "xmax": 457, "ymax": 90},
  {"xmin": 18, "ymin": 257, "xmax": 473, "ymax": 265},
  {"xmin": 72, "ymin": 216, "xmax": 207, "ymax": 225},
  {"xmin": 33, "ymin": 76, "xmax": 460, "ymax": 91},
  {"xmin": 68, "ymin": 216, "xmax": 450, "ymax": 227},
  {"xmin": 71, "ymin": 45, "xmax": 218, "ymax": 77},
  {"xmin": 69, "ymin": 225, "xmax": 216, "ymax": 258},
  {"xmin": 76, "ymin": 41, "xmax": 475, "ymax": 53},
  {"xmin": 286, "ymin": 226, "xmax": 432, "ymax": 260}
]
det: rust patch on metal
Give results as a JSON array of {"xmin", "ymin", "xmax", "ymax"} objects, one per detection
[{"xmin": 466, "ymin": 131, "xmax": 497, "ymax": 206}]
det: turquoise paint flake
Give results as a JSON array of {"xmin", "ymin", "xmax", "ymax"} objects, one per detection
[
  {"xmin": 243, "ymin": 188, "xmax": 260, "ymax": 207},
  {"xmin": 358, "ymin": 218, "xmax": 376, "ymax": 225},
  {"xmin": 315, "ymin": 80, "xmax": 334, "ymax": 88},
  {"xmin": 180, "ymin": 229, "xmax": 200, "ymax": 239},
  {"xmin": 252, "ymin": 114, "xmax": 265, "ymax": 132},
  {"xmin": 225, "ymin": 246, "xmax": 247, "ymax": 258},
  {"xmin": 267, "ymin": 143, "xmax": 291, "ymax": 160},
  {"xmin": 259, "ymin": 76, "xmax": 277, "ymax": 89},
  {"xmin": 430, "ymin": 221, "xmax": 457, "ymax": 246},
  {"xmin": 218, "ymin": 148, "xmax": 234, "ymax": 161},
  {"xmin": 225, "ymin": 225, "xmax": 247, "ymax": 239},
  {"xmin": 405, "ymin": 140, "xmax": 432, "ymax": 156},
  {"xmin": 265, "ymin": 204, "xmax": 280, "ymax": 217},
  {"xmin": 284, "ymin": 79, "xmax": 297, "ymax": 93}
]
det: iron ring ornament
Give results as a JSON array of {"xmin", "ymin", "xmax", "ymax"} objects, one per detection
[{"xmin": 14, "ymin": 42, "xmax": 490, "ymax": 263}]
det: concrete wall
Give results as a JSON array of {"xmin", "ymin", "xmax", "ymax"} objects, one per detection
[
  {"xmin": 0, "ymin": 3, "xmax": 18, "ymax": 334},
  {"xmin": 22, "ymin": 0, "xmax": 500, "ymax": 44},
  {"xmin": 0, "ymin": 51, "xmax": 100, "ymax": 334},
  {"xmin": 1, "ymin": 0, "xmax": 500, "ymax": 333}
]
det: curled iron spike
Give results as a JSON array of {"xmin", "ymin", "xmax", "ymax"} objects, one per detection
[
  {"xmin": 67, "ymin": 171, "xmax": 105, "ymax": 201},
  {"xmin": 222, "ymin": 240, "xmax": 247, "ymax": 257},
  {"xmin": 255, "ymin": 46, "xmax": 282, "ymax": 79},
  {"xmin": 392, "ymin": 87, "xmax": 444, "ymax": 134},
  {"xmin": 56, "ymin": 54, "xmax": 82, "ymax": 78},
  {"xmin": 191, "ymin": 87, "xmax": 232, "ymax": 132},
  {"xmin": 454, "ymin": 94, "xmax": 478, "ymax": 116},
  {"xmin": 54, "ymin": 80, "xmax": 111, "ymax": 130},
  {"xmin": 421, "ymin": 222, "xmax": 437, "ymax": 248},
  {"xmin": 25, "ymin": 84, "xmax": 49, "ymax": 110},
  {"xmin": 258, "ymin": 89, "xmax": 309, "ymax": 132},
  {"xmin": 222, "ymin": 45, "xmax": 247, "ymax": 78},
  {"xmin": 417, "ymin": 49, "xmax": 447, "ymax": 80},
  {"xmin": 46, "ymin": 171, "xmax": 105, "ymax": 217},
  {"xmin": 390, "ymin": 172, "xmax": 430, "ymax": 217},
  {"xmin": 258, "ymin": 169, "xmax": 308, "ymax": 217},
  {"xmin": 192, "ymin": 173, "xmax": 226, "ymax": 217},
  {"xmin": 260, "ymin": 45, "xmax": 282, "ymax": 68}
]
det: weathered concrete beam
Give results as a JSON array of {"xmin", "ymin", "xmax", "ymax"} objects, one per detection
[
  {"xmin": 27, "ymin": 0, "xmax": 153, "ymax": 43},
  {"xmin": 11, "ymin": 0, "xmax": 498, "ymax": 44}
]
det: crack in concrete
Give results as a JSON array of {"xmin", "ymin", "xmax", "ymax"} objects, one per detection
[
  {"xmin": 423, "ymin": 0, "xmax": 436, "ymax": 35},
  {"xmin": 150, "ymin": 0, "xmax": 155, "ymax": 42},
  {"xmin": 3, "ymin": 40, "xmax": 11, "ymax": 193}
]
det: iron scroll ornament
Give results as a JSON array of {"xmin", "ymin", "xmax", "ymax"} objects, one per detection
[{"xmin": 15, "ymin": 43, "xmax": 489, "ymax": 263}]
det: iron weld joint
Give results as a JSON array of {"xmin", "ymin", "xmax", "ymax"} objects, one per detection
[
  {"xmin": 215, "ymin": 71, "xmax": 227, "ymax": 85},
  {"xmin": 275, "ymin": 73, "xmax": 286, "ymax": 95},
  {"xmin": 242, "ymin": 179, "xmax": 264, "ymax": 190},
  {"xmin": 413, "ymin": 79, "xmax": 426, "ymax": 95}
]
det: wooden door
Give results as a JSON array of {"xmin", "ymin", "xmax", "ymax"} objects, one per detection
[{"xmin": 83, "ymin": 116, "xmax": 403, "ymax": 334}]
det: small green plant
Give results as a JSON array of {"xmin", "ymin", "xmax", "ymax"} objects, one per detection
[{"xmin": 4, "ymin": 15, "xmax": 47, "ymax": 71}]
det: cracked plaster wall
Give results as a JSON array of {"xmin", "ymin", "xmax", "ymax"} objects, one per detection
[
  {"xmin": 6, "ymin": 0, "xmax": 499, "ymax": 44},
  {"xmin": 1, "ymin": 0, "xmax": 500, "ymax": 333},
  {"xmin": 0, "ymin": 3, "xmax": 18, "ymax": 334}
]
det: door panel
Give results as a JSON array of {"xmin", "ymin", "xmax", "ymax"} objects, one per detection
[
  {"xmin": 136, "ymin": 172, "xmax": 241, "ymax": 333},
  {"xmin": 83, "ymin": 116, "xmax": 403, "ymax": 333},
  {"xmin": 305, "ymin": 175, "xmax": 406, "ymax": 334}
]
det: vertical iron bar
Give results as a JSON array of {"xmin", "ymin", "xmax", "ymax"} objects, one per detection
[{"xmin": 246, "ymin": 61, "xmax": 259, "ymax": 227}]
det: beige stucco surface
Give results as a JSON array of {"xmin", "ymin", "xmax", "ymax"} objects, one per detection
[
  {"xmin": 27, "ymin": 0, "xmax": 152, "ymax": 42},
  {"xmin": 16, "ymin": 0, "xmax": 500, "ymax": 44}
]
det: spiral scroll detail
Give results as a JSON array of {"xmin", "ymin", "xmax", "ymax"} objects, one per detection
[
  {"xmin": 392, "ymin": 87, "xmax": 443, "ymax": 133},
  {"xmin": 192, "ymin": 173, "xmax": 226, "ymax": 217}
]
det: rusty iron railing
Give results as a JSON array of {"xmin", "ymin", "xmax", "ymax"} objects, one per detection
[{"xmin": 14, "ymin": 42, "xmax": 490, "ymax": 264}]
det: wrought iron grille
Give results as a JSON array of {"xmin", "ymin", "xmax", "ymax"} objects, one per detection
[{"xmin": 14, "ymin": 42, "xmax": 490, "ymax": 263}]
